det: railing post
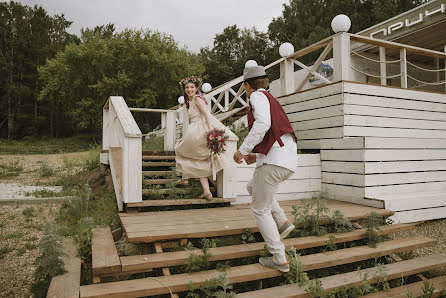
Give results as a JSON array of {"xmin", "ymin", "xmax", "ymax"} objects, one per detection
[
  {"xmin": 217, "ymin": 139, "xmax": 237, "ymax": 199},
  {"xmin": 379, "ymin": 46, "xmax": 387, "ymax": 86},
  {"xmin": 164, "ymin": 110, "xmax": 176, "ymax": 151},
  {"xmin": 280, "ymin": 58, "xmax": 295, "ymax": 96},
  {"xmin": 182, "ymin": 105, "xmax": 189, "ymax": 137},
  {"xmin": 161, "ymin": 112, "xmax": 166, "ymax": 129},
  {"xmin": 224, "ymin": 90, "xmax": 229, "ymax": 111},
  {"xmin": 101, "ymin": 106, "xmax": 110, "ymax": 165},
  {"xmin": 400, "ymin": 48, "xmax": 408, "ymax": 88},
  {"xmin": 333, "ymin": 33, "xmax": 350, "ymax": 82}
]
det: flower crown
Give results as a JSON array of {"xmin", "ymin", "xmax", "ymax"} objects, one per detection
[{"xmin": 179, "ymin": 76, "xmax": 202, "ymax": 88}]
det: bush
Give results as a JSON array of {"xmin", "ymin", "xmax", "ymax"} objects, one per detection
[
  {"xmin": 38, "ymin": 161, "xmax": 56, "ymax": 177},
  {"xmin": 31, "ymin": 222, "xmax": 67, "ymax": 298}
]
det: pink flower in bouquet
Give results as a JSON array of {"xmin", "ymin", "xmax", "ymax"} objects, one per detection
[{"xmin": 205, "ymin": 128, "xmax": 228, "ymax": 155}]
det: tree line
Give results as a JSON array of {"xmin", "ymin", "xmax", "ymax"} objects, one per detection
[{"xmin": 0, "ymin": 0, "xmax": 425, "ymax": 139}]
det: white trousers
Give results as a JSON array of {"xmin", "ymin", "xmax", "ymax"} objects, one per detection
[{"xmin": 247, "ymin": 164, "xmax": 293, "ymax": 263}]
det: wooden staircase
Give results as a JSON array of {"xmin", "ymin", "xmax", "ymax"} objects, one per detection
[
  {"xmin": 127, "ymin": 151, "xmax": 235, "ymax": 208},
  {"xmin": 81, "ymin": 188, "xmax": 446, "ymax": 297}
]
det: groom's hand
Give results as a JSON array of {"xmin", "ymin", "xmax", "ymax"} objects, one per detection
[
  {"xmin": 244, "ymin": 153, "xmax": 256, "ymax": 165},
  {"xmin": 233, "ymin": 150, "xmax": 245, "ymax": 164}
]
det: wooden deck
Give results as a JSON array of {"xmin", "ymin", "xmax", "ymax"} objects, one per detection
[{"xmin": 120, "ymin": 199, "xmax": 393, "ymax": 243}]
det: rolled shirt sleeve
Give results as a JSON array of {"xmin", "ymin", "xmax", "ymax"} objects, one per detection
[{"xmin": 239, "ymin": 91, "xmax": 271, "ymax": 155}]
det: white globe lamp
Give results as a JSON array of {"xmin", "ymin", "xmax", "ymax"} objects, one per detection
[
  {"xmin": 331, "ymin": 14, "xmax": 351, "ymax": 33},
  {"xmin": 178, "ymin": 96, "xmax": 185, "ymax": 104},
  {"xmin": 245, "ymin": 60, "xmax": 258, "ymax": 68},
  {"xmin": 202, "ymin": 83, "xmax": 212, "ymax": 93},
  {"xmin": 279, "ymin": 42, "xmax": 294, "ymax": 57}
]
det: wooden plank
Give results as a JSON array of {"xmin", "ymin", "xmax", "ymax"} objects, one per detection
[
  {"xmin": 142, "ymin": 161, "xmax": 176, "ymax": 167},
  {"xmin": 322, "ymin": 172, "xmax": 364, "ymax": 187},
  {"xmin": 344, "ymin": 126, "xmax": 446, "ymax": 138},
  {"xmin": 365, "ymin": 181, "xmax": 446, "ymax": 198},
  {"xmin": 283, "ymin": 94, "xmax": 343, "ymax": 114},
  {"xmin": 365, "ymin": 160, "xmax": 446, "ymax": 174},
  {"xmin": 295, "ymin": 127, "xmax": 344, "ymax": 140},
  {"xmin": 344, "ymin": 115, "xmax": 446, "ymax": 130},
  {"xmin": 322, "ymin": 161, "xmax": 364, "ymax": 174},
  {"xmin": 288, "ymin": 105, "xmax": 343, "ymax": 122},
  {"xmin": 343, "ymin": 93, "xmax": 446, "ymax": 113},
  {"xmin": 344, "ymin": 104, "xmax": 446, "ymax": 121},
  {"xmin": 321, "ymin": 149, "xmax": 364, "ymax": 161},
  {"xmin": 92, "ymin": 227, "xmax": 121, "ymax": 276},
  {"xmin": 362, "ymin": 275, "xmax": 446, "ymax": 298},
  {"xmin": 237, "ymin": 253, "xmax": 446, "ymax": 298},
  {"xmin": 143, "ymin": 179, "xmax": 174, "ymax": 185},
  {"xmin": 343, "ymin": 81, "xmax": 446, "ymax": 103},
  {"xmin": 142, "ymin": 187, "xmax": 216, "ymax": 195},
  {"xmin": 109, "ymin": 147, "xmax": 123, "ymax": 194},
  {"xmin": 365, "ymin": 171, "xmax": 446, "ymax": 186},
  {"xmin": 379, "ymin": 192, "xmax": 446, "ymax": 211},
  {"xmin": 321, "ymin": 184, "xmax": 385, "ymax": 209},
  {"xmin": 127, "ymin": 197, "xmax": 235, "ymax": 207},
  {"xmin": 364, "ymin": 149, "xmax": 446, "ymax": 161},
  {"xmin": 119, "ymin": 224, "xmax": 413, "ymax": 273},
  {"xmin": 79, "ymin": 237, "xmax": 436, "ymax": 298},
  {"xmin": 142, "ymin": 155, "xmax": 176, "ymax": 160},
  {"xmin": 319, "ymin": 137, "xmax": 365, "ymax": 149},
  {"xmin": 364, "ymin": 137, "xmax": 446, "ymax": 149},
  {"xmin": 279, "ymin": 82, "xmax": 342, "ymax": 105},
  {"xmin": 235, "ymin": 192, "xmax": 319, "ymax": 205},
  {"xmin": 142, "ymin": 171, "xmax": 174, "ymax": 176},
  {"xmin": 47, "ymin": 238, "xmax": 81, "ymax": 298},
  {"xmin": 294, "ymin": 116, "xmax": 344, "ymax": 131},
  {"xmin": 391, "ymin": 206, "xmax": 446, "ymax": 223}
]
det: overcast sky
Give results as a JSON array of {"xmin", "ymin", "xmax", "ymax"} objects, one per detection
[{"xmin": 17, "ymin": 0, "xmax": 289, "ymax": 52}]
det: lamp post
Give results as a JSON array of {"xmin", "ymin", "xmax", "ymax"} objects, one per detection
[{"xmin": 332, "ymin": 14, "xmax": 351, "ymax": 82}]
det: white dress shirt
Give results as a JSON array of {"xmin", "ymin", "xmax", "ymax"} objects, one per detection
[{"xmin": 239, "ymin": 88, "xmax": 298, "ymax": 172}]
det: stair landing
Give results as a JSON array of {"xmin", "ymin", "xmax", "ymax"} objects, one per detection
[{"xmin": 120, "ymin": 199, "xmax": 394, "ymax": 243}]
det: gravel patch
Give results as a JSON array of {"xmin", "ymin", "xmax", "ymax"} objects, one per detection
[
  {"xmin": 391, "ymin": 218, "xmax": 446, "ymax": 275},
  {"xmin": 0, "ymin": 202, "xmax": 61, "ymax": 298},
  {"xmin": 0, "ymin": 151, "xmax": 91, "ymax": 185}
]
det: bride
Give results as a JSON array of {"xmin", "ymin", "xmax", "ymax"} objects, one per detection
[{"xmin": 175, "ymin": 76, "xmax": 223, "ymax": 200}]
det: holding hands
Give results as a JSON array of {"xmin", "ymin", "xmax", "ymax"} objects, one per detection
[{"xmin": 233, "ymin": 151, "xmax": 256, "ymax": 165}]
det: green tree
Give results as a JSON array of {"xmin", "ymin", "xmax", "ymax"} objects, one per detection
[
  {"xmin": 38, "ymin": 28, "xmax": 204, "ymax": 135},
  {"xmin": 199, "ymin": 25, "xmax": 273, "ymax": 88},
  {"xmin": 0, "ymin": 1, "xmax": 76, "ymax": 139}
]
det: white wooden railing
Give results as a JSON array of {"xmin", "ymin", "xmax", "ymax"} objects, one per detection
[
  {"xmin": 102, "ymin": 96, "xmax": 142, "ymax": 211},
  {"xmin": 203, "ymin": 32, "xmax": 446, "ymax": 111}
]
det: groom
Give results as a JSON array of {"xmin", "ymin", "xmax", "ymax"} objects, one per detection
[{"xmin": 233, "ymin": 63, "xmax": 298, "ymax": 272}]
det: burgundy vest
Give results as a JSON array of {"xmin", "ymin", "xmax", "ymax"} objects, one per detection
[{"xmin": 247, "ymin": 90, "xmax": 297, "ymax": 155}]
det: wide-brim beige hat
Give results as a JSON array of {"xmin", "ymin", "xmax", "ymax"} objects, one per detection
[{"xmin": 243, "ymin": 66, "xmax": 267, "ymax": 81}]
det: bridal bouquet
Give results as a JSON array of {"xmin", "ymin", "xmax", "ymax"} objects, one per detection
[{"xmin": 206, "ymin": 129, "xmax": 228, "ymax": 155}]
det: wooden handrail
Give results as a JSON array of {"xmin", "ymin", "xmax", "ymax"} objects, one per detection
[{"xmin": 129, "ymin": 108, "xmax": 173, "ymax": 113}]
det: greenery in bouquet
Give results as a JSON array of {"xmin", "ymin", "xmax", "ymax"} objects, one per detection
[{"xmin": 206, "ymin": 129, "xmax": 228, "ymax": 155}]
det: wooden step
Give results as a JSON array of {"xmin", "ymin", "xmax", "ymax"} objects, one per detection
[
  {"xmin": 372, "ymin": 191, "xmax": 446, "ymax": 211},
  {"xmin": 142, "ymin": 171, "xmax": 175, "ymax": 177},
  {"xmin": 92, "ymin": 227, "xmax": 121, "ymax": 279},
  {"xmin": 142, "ymin": 187, "xmax": 216, "ymax": 195},
  {"xmin": 142, "ymin": 161, "xmax": 176, "ymax": 167},
  {"xmin": 119, "ymin": 200, "xmax": 394, "ymax": 243},
  {"xmin": 79, "ymin": 237, "xmax": 437, "ymax": 297},
  {"xmin": 237, "ymin": 254, "xmax": 446, "ymax": 297},
  {"xmin": 120, "ymin": 224, "xmax": 414, "ymax": 273},
  {"xmin": 47, "ymin": 238, "xmax": 81, "ymax": 297},
  {"xmin": 127, "ymin": 197, "xmax": 236, "ymax": 207},
  {"xmin": 143, "ymin": 179, "xmax": 174, "ymax": 185},
  {"xmin": 142, "ymin": 155, "xmax": 176, "ymax": 160},
  {"xmin": 361, "ymin": 275, "xmax": 446, "ymax": 297}
]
